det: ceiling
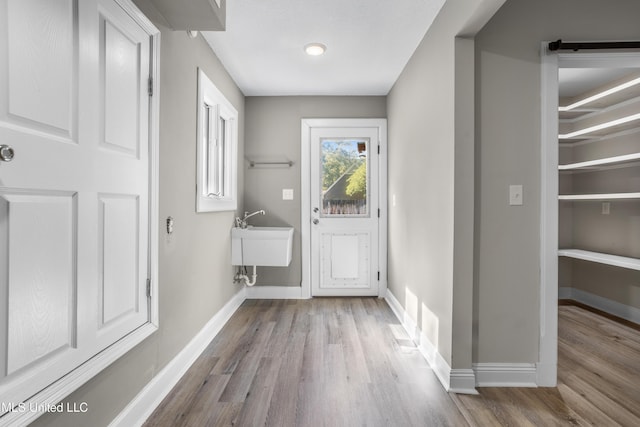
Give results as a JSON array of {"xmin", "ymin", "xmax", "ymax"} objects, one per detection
[{"xmin": 202, "ymin": 0, "xmax": 446, "ymax": 96}]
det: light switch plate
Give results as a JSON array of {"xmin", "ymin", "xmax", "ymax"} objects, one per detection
[
  {"xmin": 509, "ymin": 185, "xmax": 523, "ymax": 206},
  {"xmin": 282, "ymin": 188, "xmax": 294, "ymax": 200}
]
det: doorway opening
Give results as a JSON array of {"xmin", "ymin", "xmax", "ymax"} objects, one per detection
[{"xmin": 541, "ymin": 48, "xmax": 640, "ymax": 385}]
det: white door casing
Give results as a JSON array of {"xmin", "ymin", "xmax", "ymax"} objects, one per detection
[
  {"xmin": 301, "ymin": 119, "xmax": 387, "ymax": 298},
  {"xmin": 539, "ymin": 47, "xmax": 640, "ymax": 386},
  {"xmin": 0, "ymin": 0, "xmax": 159, "ymax": 422}
]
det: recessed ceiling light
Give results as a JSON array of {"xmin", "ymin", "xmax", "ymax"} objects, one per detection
[{"xmin": 304, "ymin": 43, "xmax": 326, "ymax": 56}]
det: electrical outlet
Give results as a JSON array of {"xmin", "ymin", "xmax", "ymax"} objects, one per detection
[{"xmin": 282, "ymin": 188, "xmax": 294, "ymax": 200}]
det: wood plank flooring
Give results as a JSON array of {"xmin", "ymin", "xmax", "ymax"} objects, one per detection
[
  {"xmin": 454, "ymin": 304, "xmax": 640, "ymax": 427},
  {"xmin": 144, "ymin": 298, "xmax": 465, "ymax": 426},
  {"xmin": 144, "ymin": 299, "xmax": 640, "ymax": 427}
]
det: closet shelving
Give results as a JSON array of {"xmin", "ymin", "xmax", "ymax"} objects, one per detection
[
  {"xmin": 558, "ymin": 192, "xmax": 640, "ymax": 200},
  {"xmin": 558, "ymin": 249, "xmax": 640, "ymax": 271},
  {"xmin": 558, "ymin": 151, "xmax": 640, "ymax": 170},
  {"xmin": 558, "ymin": 71, "xmax": 640, "ymax": 272}
]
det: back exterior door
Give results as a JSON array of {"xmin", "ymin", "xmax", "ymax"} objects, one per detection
[{"xmin": 305, "ymin": 119, "xmax": 387, "ymax": 297}]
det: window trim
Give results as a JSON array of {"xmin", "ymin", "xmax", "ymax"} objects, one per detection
[{"xmin": 196, "ymin": 68, "xmax": 238, "ymax": 212}]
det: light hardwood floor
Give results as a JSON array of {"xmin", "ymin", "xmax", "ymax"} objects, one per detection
[
  {"xmin": 144, "ymin": 299, "xmax": 640, "ymax": 426},
  {"xmin": 454, "ymin": 303, "xmax": 640, "ymax": 426}
]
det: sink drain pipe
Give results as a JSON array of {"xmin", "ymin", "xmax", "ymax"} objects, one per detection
[{"xmin": 235, "ymin": 265, "xmax": 257, "ymax": 286}]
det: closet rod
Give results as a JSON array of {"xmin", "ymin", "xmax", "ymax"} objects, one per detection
[{"xmin": 548, "ymin": 39, "xmax": 640, "ymax": 51}]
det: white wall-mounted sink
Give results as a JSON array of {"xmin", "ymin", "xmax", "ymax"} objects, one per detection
[{"xmin": 231, "ymin": 226, "xmax": 294, "ymax": 266}]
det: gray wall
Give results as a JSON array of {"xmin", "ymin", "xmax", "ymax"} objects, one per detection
[
  {"xmin": 31, "ymin": 0, "xmax": 245, "ymax": 425},
  {"xmin": 243, "ymin": 96, "xmax": 386, "ymax": 286},
  {"xmin": 386, "ymin": 0, "xmax": 504, "ymax": 368},
  {"xmin": 475, "ymin": 0, "xmax": 640, "ymax": 363}
]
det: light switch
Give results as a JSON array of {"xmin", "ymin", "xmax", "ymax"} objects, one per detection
[
  {"xmin": 509, "ymin": 185, "xmax": 523, "ymax": 206},
  {"xmin": 282, "ymin": 188, "xmax": 294, "ymax": 200},
  {"xmin": 602, "ymin": 202, "xmax": 610, "ymax": 215}
]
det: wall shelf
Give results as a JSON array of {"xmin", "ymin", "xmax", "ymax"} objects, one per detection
[
  {"xmin": 559, "ymin": 152, "xmax": 640, "ymax": 171},
  {"xmin": 559, "ymin": 75, "xmax": 640, "ymax": 112},
  {"xmin": 558, "ymin": 192, "xmax": 640, "ymax": 201},
  {"xmin": 558, "ymin": 249, "xmax": 640, "ymax": 271},
  {"xmin": 558, "ymin": 112, "xmax": 640, "ymax": 140}
]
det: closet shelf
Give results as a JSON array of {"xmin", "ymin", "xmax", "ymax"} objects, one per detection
[
  {"xmin": 558, "ymin": 112, "xmax": 640, "ymax": 140},
  {"xmin": 558, "ymin": 249, "xmax": 640, "ymax": 271},
  {"xmin": 559, "ymin": 75, "xmax": 640, "ymax": 112},
  {"xmin": 559, "ymin": 152, "xmax": 640, "ymax": 171},
  {"xmin": 558, "ymin": 192, "xmax": 640, "ymax": 201}
]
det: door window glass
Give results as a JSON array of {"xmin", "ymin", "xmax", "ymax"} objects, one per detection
[{"xmin": 320, "ymin": 138, "xmax": 369, "ymax": 217}]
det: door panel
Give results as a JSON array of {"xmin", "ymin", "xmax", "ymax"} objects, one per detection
[
  {"xmin": 5, "ymin": 0, "xmax": 75, "ymax": 136},
  {"xmin": 94, "ymin": 0, "xmax": 150, "ymax": 346},
  {"xmin": 103, "ymin": 17, "xmax": 140, "ymax": 155},
  {"xmin": 310, "ymin": 126, "xmax": 381, "ymax": 296},
  {"xmin": 99, "ymin": 194, "xmax": 139, "ymax": 327},
  {"xmin": 2, "ymin": 191, "xmax": 77, "ymax": 375},
  {"xmin": 0, "ymin": 0, "xmax": 83, "ymax": 406},
  {"xmin": 320, "ymin": 232, "xmax": 370, "ymax": 288}
]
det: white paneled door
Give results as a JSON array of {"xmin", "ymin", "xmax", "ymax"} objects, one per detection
[
  {"xmin": 305, "ymin": 119, "xmax": 387, "ymax": 297},
  {"xmin": 0, "ymin": 0, "xmax": 154, "ymax": 414}
]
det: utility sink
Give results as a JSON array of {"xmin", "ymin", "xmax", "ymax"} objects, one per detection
[{"xmin": 231, "ymin": 226, "xmax": 294, "ymax": 266}]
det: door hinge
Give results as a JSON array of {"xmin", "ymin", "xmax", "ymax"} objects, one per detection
[
  {"xmin": 146, "ymin": 278, "xmax": 152, "ymax": 297},
  {"xmin": 378, "ymin": 208, "xmax": 380, "ymax": 218},
  {"xmin": 148, "ymin": 77, "xmax": 153, "ymax": 97},
  {"xmin": 377, "ymin": 144, "xmax": 380, "ymax": 154},
  {"xmin": 377, "ymin": 271, "xmax": 380, "ymax": 281}
]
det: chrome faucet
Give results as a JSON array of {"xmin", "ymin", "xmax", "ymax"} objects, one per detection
[{"xmin": 236, "ymin": 209, "xmax": 265, "ymax": 229}]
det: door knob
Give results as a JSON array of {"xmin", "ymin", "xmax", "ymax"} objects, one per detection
[
  {"xmin": 312, "ymin": 219, "xmax": 319, "ymax": 225},
  {"xmin": 0, "ymin": 145, "xmax": 14, "ymax": 162}
]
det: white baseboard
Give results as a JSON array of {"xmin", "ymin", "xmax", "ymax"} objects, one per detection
[
  {"xmin": 450, "ymin": 369, "xmax": 479, "ymax": 394},
  {"xmin": 416, "ymin": 327, "xmax": 454, "ymax": 392},
  {"xmin": 560, "ymin": 287, "xmax": 640, "ymax": 324},
  {"xmin": 473, "ymin": 363, "xmax": 538, "ymax": 387},
  {"xmin": 384, "ymin": 288, "xmax": 419, "ymax": 340},
  {"xmin": 383, "ymin": 289, "xmax": 477, "ymax": 394},
  {"xmin": 109, "ymin": 288, "xmax": 247, "ymax": 427},
  {"xmin": 536, "ymin": 361, "xmax": 557, "ymax": 387},
  {"xmin": 245, "ymin": 285, "xmax": 306, "ymax": 299}
]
